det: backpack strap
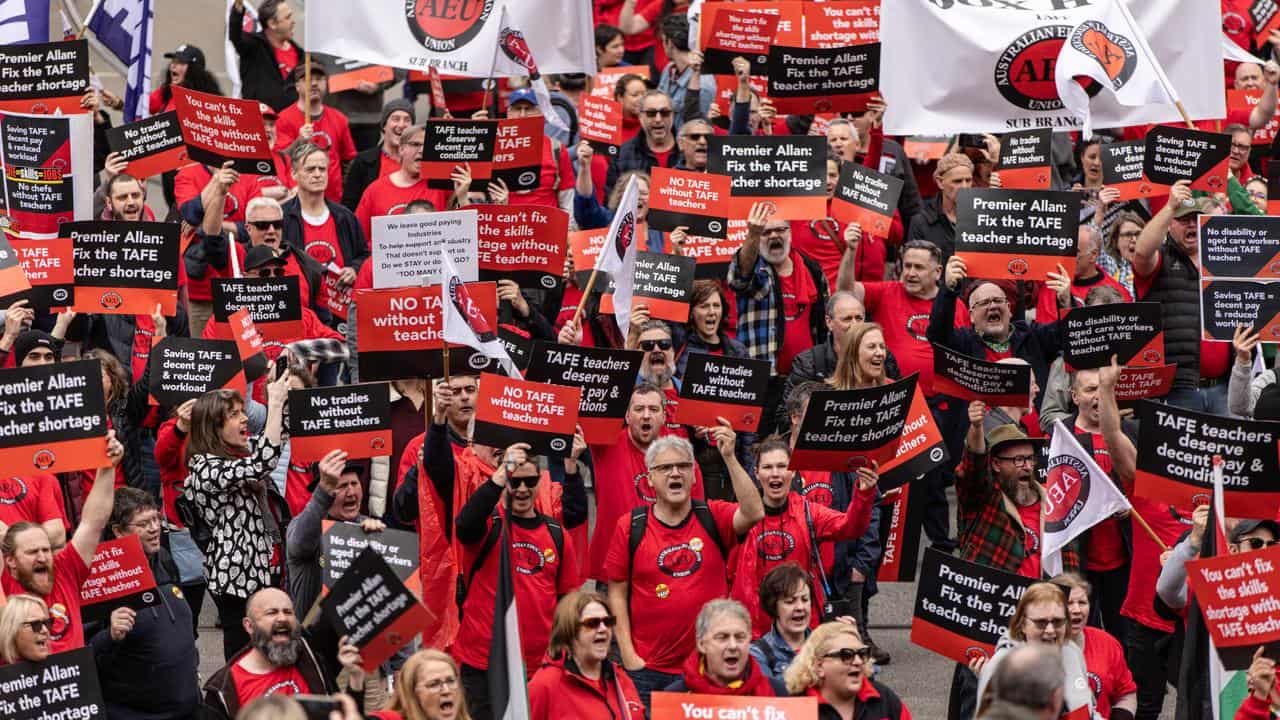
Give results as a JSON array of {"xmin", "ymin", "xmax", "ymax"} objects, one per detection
[
  {"xmin": 626, "ymin": 505, "xmax": 649, "ymax": 577},
  {"xmin": 690, "ymin": 500, "xmax": 728, "ymax": 561},
  {"xmin": 459, "ymin": 511, "xmax": 504, "ymax": 613},
  {"xmin": 544, "ymin": 516, "xmax": 565, "ymax": 588}
]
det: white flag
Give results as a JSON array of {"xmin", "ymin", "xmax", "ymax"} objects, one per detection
[
  {"xmin": 1042, "ymin": 420, "xmax": 1132, "ymax": 577},
  {"xmin": 1054, "ymin": 0, "xmax": 1176, "ymax": 138},
  {"xmin": 440, "ymin": 252, "xmax": 520, "ymax": 378},
  {"xmin": 1223, "ymin": 34, "xmax": 1267, "ymax": 66},
  {"xmin": 880, "ymin": 0, "xmax": 1221, "ymax": 134},
  {"xmin": 491, "ymin": 6, "xmax": 568, "ymax": 133},
  {"xmin": 306, "ymin": 0, "xmax": 595, "ymax": 78},
  {"xmin": 595, "ymin": 176, "xmax": 640, "ymax": 337}
]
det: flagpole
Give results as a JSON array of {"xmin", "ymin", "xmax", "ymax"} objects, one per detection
[
  {"xmin": 570, "ymin": 268, "xmax": 601, "ymax": 327},
  {"xmin": 304, "ymin": 53, "xmax": 311, "ymax": 115},
  {"xmin": 480, "ymin": 30, "xmax": 504, "ymax": 116},
  {"xmin": 1130, "ymin": 505, "xmax": 1169, "ymax": 552},
  {"xmin": 77, "ymin": 0, "xmax": 104, "ymax": 38},
  {"xmin": 1114, "ymin": 0, "xmax": 1194, "ymax": 130}
]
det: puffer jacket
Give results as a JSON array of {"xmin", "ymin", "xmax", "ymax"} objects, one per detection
[{"xmin": 527, "ymin": 652, "xmax": 643, "ymax": 720}]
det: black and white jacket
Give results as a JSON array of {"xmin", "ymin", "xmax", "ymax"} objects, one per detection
[{"xmin": 183, "ymin": 437, "xmax": 284, "ymax": 598}]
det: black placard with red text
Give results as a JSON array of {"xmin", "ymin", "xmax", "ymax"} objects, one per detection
[
  {"xmin": 954, "ymin": 189, "xmax": 1078, "ymax": 281},
  {"xmin": 995, "ymin": 129, "xmax": 1053, "ymax": 190},
  {"xmin": 601, "ymin": 251, "xmax": 697, "ymax": 324},
  {"xmin": 68, "ymin": 221, "xmax": 180, "ymax": 315},
  {"xmin": 322, "ymin": 546, "xmax": 430, "ymax": 672},
  {"xmin": 675, "ymin": 354, "xmax": 771, "ymax": 432},
  {"xmin": 148, "ymin": 337, "xmax": 246, "ymax": 407},
  {"xmin": 766, "ymin": 43, "xmax": 879, "ymax": 115},
  {"xmin": 707, "ymin": 135, "xmax": 827, "ymax": 219},
  {"xmin": 0, "ymin": 40, "xmax": 90, "ymax": 115},
  {"xmin": 1101, "ymin": 139, "xmax": 1158, "ymax": 201},
  {"xmin": 830, "ymin": 163, "xmax": 903, "ymax": 239},
  {"xmin": 212, "ymin": 276, "xmax": 304, "ymax": 342},
  {"xmin": 790, "ymin": 374, "xmax": 918, "ymax": 479},
  {"xmin": 0, "ymin": 359, "xmax": 108, "ymax": 475},
  {"xmin": 931, "ymin": 344, "xmax": 1032, "ymax": 407},
  {"xmin": 472, "ymin": 373, "xmax": 582, "ymax": 457},
  {"xmin": 525, "ymin": 342, "xmax": 643, "ymax": 444},
  {"xmin": 171, "ymin": 87, "xmax": 273, "ymax": 175},
  {"xmin": 911, "ymin": 548, "xmax": 1033, "ymax": 665},
  {"xmin": 104, "ymin": 111, "xmax": 188, "ymax": 179}
]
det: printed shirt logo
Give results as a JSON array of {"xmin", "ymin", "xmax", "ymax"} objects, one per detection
[
  {"xmin": 512, "ymin": 541, "xmax": 547, "ymax": 575},
  {"xmin": 406, "ymin": 0, "xmax": 495, "ymax": 53},
  {"xmin": 264, "ymin": 679, "xmax": 302, "ymax": 696},
  {"xmin": 757, "ymin": 529, "xmax": 796, "ymax": 562},
  {"xmin": 1069, "ymin": 21, "xmax": 1137, "ymax": 90},
  {"xmin": 907, "ymin": 313, "xmax": 930, "ymax": 343},
  {"xmin": 656, "ymin": 542, "xmax": 703, "ymax": 578},
  {"xmin": 634, "ymin": 472, "xmax": 657, "ymax": 503},
  {"xmin": 995, "ymin": 25, "xmax": 1101, "ymax": 111},
  {"xmin": 48, "ymin": 603, "xmax": 71, "ymax": 641},
  {"xmin": 0, "ymin": 476, "xmax": 28, "ymax": 505}
]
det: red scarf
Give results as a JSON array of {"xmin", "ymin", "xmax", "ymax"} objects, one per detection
[{"xmin": 678, "ymin": 652, "xmax": 776, "ymax": 697}]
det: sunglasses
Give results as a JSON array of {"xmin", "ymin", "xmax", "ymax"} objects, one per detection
[
  {"xmin": 1238, "ymin": 537, "xmax": 1280, "ymax": 550},
  {"xmin": 23, "ymin": 619, "xmax": 54, "ymax": 633},
  {"xmin": 1027, "ymin": 617, "xmax": 1067, "ymax": 631},
  {"xmin": 642, "ymin": 108, "xmax": 673, "ymax": 118},
  {"xmin": 681, "ymin": 132, "xmax": 711, "ymax": 141},
  {"xmin": 639, "ymin": 338, "xmax": 673, "ymax": 352},
  {"xmin": 508, "ymin": 474, "xmax": 540, "ymax": 489},
  {"xmin": 579, "ymin": 616, "xmax": 618, "ymax": 630},
  {"xmin": 249, "ymin": 220, "xmax": 284, "ymax": 231},
  {"xmin": 255, "ymin": 267, "xmax": 287, "ymax": 277},
  {"xmin": 823, "ymin": 647, "xmax": 871, "ymax": 663}
]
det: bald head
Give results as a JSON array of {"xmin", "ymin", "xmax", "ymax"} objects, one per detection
[{"xmin": 246, "ymin": 587, "xmax": 293, "ymax": 619}]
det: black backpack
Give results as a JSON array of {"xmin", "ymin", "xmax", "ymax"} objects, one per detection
[
  {"xmin": 456, "ymin": 513, "xmax": 565, "ymax": 617},
  {"xmin": 626, "ymin": 500, "xmax": 727, "ymax": 574}
]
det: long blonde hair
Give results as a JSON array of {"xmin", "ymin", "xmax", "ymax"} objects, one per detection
[
  {"xmin": 387, "ymin": 649, "xmax": 472, "ymax": 720},
  {"xmin": 783, "ymin": 621, "xmax": 864, "ymax": 695},
  {"xmin": 0, "ymin": 594, "xmax": 48, "ymax": 664},
  {"xmin": 827, "ymin": 323, "xmax": 886, "ymax": 390}
]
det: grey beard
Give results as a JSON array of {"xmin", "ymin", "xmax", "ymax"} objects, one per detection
[
  {"xmin": 253, "ymin": 624, "xmax": 302, "ymax": 667},
  {"xmin": 643, "ymin": 365, "xmax": 673, "ymax": 386}
]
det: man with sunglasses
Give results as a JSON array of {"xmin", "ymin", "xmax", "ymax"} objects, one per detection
[
  {"xmin": 674, "ymin": 119, "xmax": 712, "ymax": 172},
  {"xmin": 605, "ymin": 90, "xmax": 682, "ymax": 199}
]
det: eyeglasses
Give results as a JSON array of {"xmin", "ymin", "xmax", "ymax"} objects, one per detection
[
  {"xmin": 1231, "ymin": 143, "xmax": 1253, "ymax": 153},
  {"xmin": 639, "ymin": 338, "xmax": 673, "ymax": 352},
  {"xmin": 248, "ymin": 220, "xmax": 283, "ymax": 231},
  {"xmin": 681, "ymin": 132, "xmax": 711, "ymax": 142},
  {"xmin": 650, "ymin": 461, "xmax": 694, "ymax": 476},
  {"xmin": 419, "ymin": 676, "xmax": 459, "ymax": 692},
  {"xmin": 970, "ymin": 296, "xmax": 1008, "ymax": 310},
  {"xmin": 994, "ymin": 454, "xmax": 1036, "ymax": 467},
  {"xmin": 255, "ymin": 267, "xmax": 287, "ymax": 277},
  {"xmin": 579, "ymin": 616, "xmax": 618, "ymax": 630},
  {"xmin": 22, "ymin": 619, "xmax": 53, "ymax": 633},
  {"xmin": 1250, "ymin": 191, "xmax": 1268, "ymax": 201},
  {"xmin": 1117, "ymin": 230, "xmax": 1142, "ymax": 239},
  {"xmin": 642, "ymin": 108, "xmax": 673, "ymax": 118},
  {"xmin": 761, "ymin": 227, "xmax": 790, "ymax": 238},
  {"xmin": 1026, "ymin": 617, "xmax": 1067, "ymax": 631},
  {"xmin": 128, "ymin": 515, "xmax": 162, "ymax": 530},
  {"xmin": 1238, "ymin": 537, "xmax": 1280, "ymax": 550},
  {"xmin": 823, "ymin": 647, "xmax": 871, "ymax": 663},
  {"xmin": 507, "ymin": 473, "xmax": 540, "ymax": 489}
]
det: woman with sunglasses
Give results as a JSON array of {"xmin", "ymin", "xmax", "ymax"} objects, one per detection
[
  {"xmin": 376, "ymin": 649, "xmax": 470, "ymax": 720},
  {"xmin": 974, "ymin": 582, "xmax": 1096, "ymax": 719},
  {"xmin": 1053, "ymin": 573, "xmax": 1137, "ymax": 720},
  {"xmin": 784, "ymin": 622, "xmax": 911, "ymax": 720},
  {"xmin": 0, "ymin": 594, "xmax": 52, "ymax": 665},
  {"xmin": 528, "ymin": 591, "xmax": 643, "ymax": 720}
]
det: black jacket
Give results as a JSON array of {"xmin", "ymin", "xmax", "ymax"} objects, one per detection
[
  {"xmin": 280, "ymin": 196, "xmax": 369, "ymax": 273},
  {"xmin": 907, "ymin": 195, "xmax": 956, "ymax": 260},
  {"xmin": 1143, "ymin": 238, "xmax": 1206, "ymax": 389},
  {"xmin": 200, "ymin": 637, "xmax": 331, "ymax": 720},
  {"xmin": 90, "ymin": 549, "xmax": 199, "ymax": 720},
  {"xmin": 927, "ymin": 283, "xmax": 1062, "ymax": 408},
  {"xmin": 228, "ymin": 4, "xmax": 301, "ymax": 111},
  {"xmin": 341, "ymin": 146, "xmax": 388, "ymax": 213},
  {"xmin": 815, "ymin": 680, "xmax": 909, "ymax": 720},
  {"xmin": 776, "ymin": 338, "xmax": 901, "ymax": 435},
  {"xmin": 605, "ymin": 133, "xmax": 682, "ymax": 200}
]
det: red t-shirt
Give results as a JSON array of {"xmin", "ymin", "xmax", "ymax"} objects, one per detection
[
  {"xmin": 596, "ymin": 0, "xmax": 664, "ymax": 52},
  {"xmin": 796, "ymin": 470, "xmax": 837, "ymax": 574},
  {"xmin": 1081, "ymin": 626, "xmax": 1137, "ymax": 718},
  {"xmin": 1015, "ymin": 502, "xmax": 1042, "ymax": 579},
  {"xmin": 1078, "ymin": 429, "xmax": 1127, "ymax": 573},
  {"xmin": 354, "ymin": 176, "xmax": 453, "ymax": 246},
  {"xmin": 586, "ymin": 428, "xmax": 704, "ymax": 581},
  {"xmin": 231, "ymin": 663, "xmax": 310, "ymax": 707},
  {"xmin": 2, "ymin": 548, "xmax": 90, "ymax": 654},
  {"xmin": 275, "ymin": 106, "xmax": 357, "ymax": 203},
  {"xmin": 1121, "ymin": 499, "xmax": 1189, "ymax": 632},
  {"xmin": 661, "ymin": 385, "xmax": 689, "ymax": 439},
  {"xmin": 508, "ymin": 138, "xmax": 574, "ymax": 209},
  {"xmin": 862, "ymin": 282, "xmax": 970, "ymax": 396},
  {"xmin": 651, "ymin": 147, "xmax": 674, "ymax": 169},
  {"xmin": 1034, "ymin": 269, "xmax": 1132, "ymax": 323},
  {"xmin": 776, "ymin": 259, "xmax": 818, "ymax": 375},
  {"xmin": 985, "ymin": 346, "xmax": 1014, "ymax": 362},
  {"xmin": 455, "ymin": 512, "xmax": 579, "ymax": 671},
  {"xmin": 605, "ymin": 500, "xmax": 739, "ymax": 674},
  {"xmin": 377, "ymin": 149, "xmax": 400, "ymax": 179},
  {"xmin": 272, "ymin": 44, "xmax": 300, "ymax": 81},
  {"xmin": 0, "ymin": 475, "xmax": 62, "ymax": 527}
]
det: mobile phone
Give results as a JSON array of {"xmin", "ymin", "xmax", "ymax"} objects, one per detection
[
  {"xmin": 274, "ymin": 355, "xmax": 289, "ymax": 378},
  {"xmin": 822, "ymin": 596, "xmax": 856, "ymax": 623},
  {"xmin": 957, "ymin": 133, "xmax": 987, "ymax": 149},
  {"xmin": 295, "ymin": 695, "xmax": 340, "ymax": 720}
]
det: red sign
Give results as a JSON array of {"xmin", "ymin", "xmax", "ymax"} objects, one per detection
[
  {"xmin": 355, "ymin": 282, "xmax": 498, "ymax": 380},
  {"xmin": 492, "ymin": 116, "xmax": 544, "ymax": 191},
  {"xmin": 579, "ymin": 96, "xmax": 624, "ymax": 155},
  {"xmin": 1227, "ymin": 89, "xmax": 1280, "ymax": 146},
  {"xmin": 80, "ymin": 535, "xmax": 160, "ymax": 622},
  {"xmin": 229, "ymin": 308, "xmax": 268, "ymax": 382},
  {"xmin": 651, "ymin": 692, "xmax": 816, "ymax": 720},
  {"xmin": 328, "ymin": 65, "xmax": 395, "ymax": 93},
  {"xmin": 9, "ymin": 238, "xmax": 72, "ymax": 308},
  {"xmin": 591, "ymin": 65, "xmax": 650, "ymax": 99},
  {"xmin": 568, "ymin": 227, "xmax": 608, "ymax": 286},
  {"xmin": 1115, "ymin": 364, "xmax": 1177, "ymax": 403},
  {"xmin": 702, "ymin": 8, "xmax": 780, "ymax": 75},
  {"xmin": 472, "ymin": 373, "xmax": 582, "ymax": 456},
  {"xmin": 171, "ymin": 87, "xmax": 273, "ymax": 175},
  {"xmin": 647, "ymin": 167, "xmax": 732, "ymax": 238},
  {"xmin": 1186, "ymin": 544, "xmax": 1280, "ymax": 669},
  {"xmin": 474, "ymin": 204, "xmax": 569, "ymax": 288}
]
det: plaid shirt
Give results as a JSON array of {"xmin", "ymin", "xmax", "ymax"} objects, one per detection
[
  {"xmin": 955, "ymin": 448, "xmax": 1080, "ymax": 576},
  {"xmin": 726, "ymin": 250, "xmax": 829, "ymax": 372}
]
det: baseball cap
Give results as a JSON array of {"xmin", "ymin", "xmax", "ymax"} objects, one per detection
[
  {"xmin": 1230, "ymin": 519, "xmax": 1280, "ymax": 543},
  {"xmin": 164, "ymin": 44, "xmax": 206, "ymax": 67},
  {"xmin": 244, "ymin": 245, "xmax": 288, "ymax": 271},
  {"xmin": 1171, "ymin": 196, "xmax": 1216, "ymax": 219},
  {"xmin": 291, "ymin": 61, "xmax": 329, "ymax": 82},
  {"xmin": 507, "ymin": 88, "xmax": 538, "ymax": 107}
]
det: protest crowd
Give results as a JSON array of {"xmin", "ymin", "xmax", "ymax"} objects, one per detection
[{"xmin": 11, "ymin": 1, "xmax": 1280, "ymax": 720}]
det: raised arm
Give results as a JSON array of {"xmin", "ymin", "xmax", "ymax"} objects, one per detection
[
  {"xmin": 1133, "ymin": 180, "xmax": 1189, "ymax": 278},
  {"xmin": 709, "ymin": 419, "xmax": 764, "ymax": 535},
  {"xmin": 1097, "ymin": 356, "xmax": 1136, "ymax": 484},
  {"xmin": 71, "ymin": 431, "xmax": 124, "ymax": 566}
]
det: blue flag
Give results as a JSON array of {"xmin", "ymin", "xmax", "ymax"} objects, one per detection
[
  {"xmin": 0, "ymin": 0, "xmax": 51, "ymax": 45},
  {"xmin": 88, "ymin": 0, "xmax": 154, "ymax": 121}
]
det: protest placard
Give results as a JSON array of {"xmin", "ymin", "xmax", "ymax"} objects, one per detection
[
  {"xmin": 1100, "ymin": 139, "xmax": 1155, "ymax": 201},
  {"xmin": 954, "ymin": 189, "xmax": 1078, "ymax": 280},
  {"xmin": 0, "ymin": 359, "xmax": 108, "ymax": 474},
  {"xmin": 0, "ymin": 40, "xmax": 89, "ymax": 115},
  {"xmin": 651, "ymin": 693, "xmax": 816, "ymax": 720},
  {"xmin": 289, "ymin": 383, "xmax": 393, "ymax": 463},
  {"xmin": 1199, "ymin": 215, "xmax": 1280, "ymax": 279},
  {"xmin": 675, "ymin": 354, "xmax": 770, "ymax": 431},
  {"xmin": 591, "ymin": 65, "xmax": 650, "ymax": 99},
  {"xmin": 67, "ymin": 221, "xmax": 180, "ymax": 315},
  {"xmin": 1185, "ymin": 543, "xmax": 1280, "ymax": 669},
  {"xmin": 171, "ymin": 87, "xmax": 273, "ymax": 175},
  {"xmin": 579, "ymin": 95, "xmax": 624, "ymax": 156},
  {"xmin": 1062, "ymin": 302, "xmax": 1165, "ymax": 370},
  {"xmin": 877, "ymin": 386, "xmax": 950, "ymax": 491},
  {"xmin": 878, "ymin": 481, "xmax": 925, "ymax": 582},
  {"xmin": 830, "ymin": 162, "xmax": 903, "ymax": 239},
  {"xmin": 229, "ymin": 308, "xmax": 269, "ymax": 382},
  {"xmin": 1114, "ymin": 364, "xmax": 1177, "ymax": 403},
  {"xmin": 491, "ymin": 116, "xmax": 544, "ymax": 192},
  {"xmin": 932, "ymin": 344, "xmax": 1032, "ymax": 407},
  {"xmin": 498, "ymin": 326, "xmax": 532, "ymax": 371},
  {"xmin": 326, "ymin": 61, "xmax": 395, "ymax": 93},
  {"xmin": 321, "ymin": 521, "xmax": 420, "ymax": 593},
  {"xmin": 474, "ymin": 204, "xmax": 568, "ymax": 289},
  {"xmin": 1143, "ymin": 126, "xmax": 1230, "ymax": 193},
  {"xmin": 355, "ymin": 283, "xmax": 499, "ymax": 380},
  {"xmin": 6, "ymin": 238, "xmax": 71, "ymax": 309},
  {"xmin": 707, "ymin": 135, "xmax": 827, "ymax": 219},
  {"xmin": 995, "ymin": 129, "xmax": 1053, "ymax": 190},
  {"xmin": 601, "ymin": 251, "xmax": 696, "ymax": 324},
  {"xmin": 1135, "ymin": 401, "xmax": 1280, "ymax": 515},
  {"xmin": 148, "ymin": 337, "xmax": 246, "ymax": 407},
  {"xmin": 372, "ymin": 209, "xmax": 478, "ymax": 288},
  {"xmin": 911, "ymin": 548, "xmax": 1034, "ymax": 665},
  {"xmin": 0, "ymin": 648, "xmax": 105, "ymax": 720},
  {"xmin": 766, "ymin": 43, "xmax": 879, "ymax": 115},
  {"xmin": 1200, "ymin": 279, "xmax": 1280, "ymax": 342},
  {"xmin": 1227, "ymin": 88, "xmax": 1280, "ymax": 146},
  {"xmin": 647, "ymin": 167, "xmax": 732, "ymax": 239},
  {"xmin": 472, "ymin": 373, "xmax": 582, "ymax": 457},
  {"xmin": 0, "ymin": 233, "xmax": 33, "ymax": 300},
  {"xmin": 701, "ymin": 7, "xmax": 780, "ymax": 75},
  {"xmin": 790, "ymin": 375, "xmax": 919, "ymax": 477},
  {"xmin": 104, "ymin": 111, "xmax": 188, "ymax": 179},
  {"xmin": 525, "ymin": 342, "xmax": 642, "ymax": 444},
  {"xmin": 80, "ymin": 535, "xmax": 160, "ymax": 623},
  {"xmin": 421, "ymin": 119, "xmax": 496, "ymax": 189},
  {"xmin": 212, "ymin": 276, "xmax": 303, "ymax": 342},
  {"xmin": 568, "ymin": 228, "xmax": 608, "ymax": 286},
  {"xmin": 685, "ymin": 225, "xmax": 743, "ymax": 280},
  {"xmin": 0, "ymin": 111, "xmax": 93, "ymax": 239},
  {"xmin": 322, "ymin": 546, "xmax": 429, "ymax": 672}
]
